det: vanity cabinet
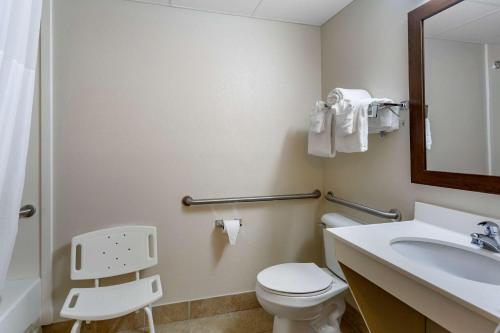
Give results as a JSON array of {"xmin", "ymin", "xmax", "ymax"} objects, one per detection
[{"xmin": 342, "ymin": 264, "xmax": 450, "ymax": 333}]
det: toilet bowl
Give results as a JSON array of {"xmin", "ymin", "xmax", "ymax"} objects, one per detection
[{"xmin": 255, "ymin": 213, "xmax": 361, "ymax": 333}]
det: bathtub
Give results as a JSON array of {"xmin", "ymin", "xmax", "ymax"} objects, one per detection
[{"xmin": 0, "ymin": 278, "xmax": 41, "ymax": 333}]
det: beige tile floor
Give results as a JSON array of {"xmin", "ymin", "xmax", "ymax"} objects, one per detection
[
  {"xmin": 117, "ymin": 308, "xmax": 357, "ymax": 333},
  {"xmin": 118, "ymin": 308, "xmax": 272, "ymax": 333}
]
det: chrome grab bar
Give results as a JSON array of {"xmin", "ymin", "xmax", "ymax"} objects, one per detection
[
  {"xmin": 182, "ymin": 190, "xmax": 322, "ymax": 206},
  {"xmin": 325, "ymin": 192, "xmax": 402, "ymax": 221},
  {"xmin": 19, "ymin": 204, "xmax": 36, "ymax": 218}
]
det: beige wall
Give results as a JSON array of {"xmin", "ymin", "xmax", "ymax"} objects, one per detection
[
  {"xmin": 51, "ymin": 0, "xmax": 323, "ymax": 321},
  {"xmin": 488, "ymin": 44, "xmax": 500, "ymax": 175},
  {"xmin": 49, "ymin": 0, "xmax": 500, "ymax": 324},
  {"xmin": 424, "ymin": 38, "xmax": 488, "ymax": 175},
  {"xmin": 321, "ymin": 0, "xmax": 500, "ymax": 224}
]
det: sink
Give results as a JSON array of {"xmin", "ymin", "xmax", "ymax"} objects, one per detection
[{"xmin": 391, "ymin": 238, "xmax": 500, "ymax": 285}]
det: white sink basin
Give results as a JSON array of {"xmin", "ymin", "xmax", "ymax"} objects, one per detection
[{"xmin": 391, "ymin": 238, "xmax": 500, "ymax": 285}]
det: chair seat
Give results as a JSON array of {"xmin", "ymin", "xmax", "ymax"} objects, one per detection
[{"xmin": 60, "ymin": 275, "xmax": 162, "ymax": 321}]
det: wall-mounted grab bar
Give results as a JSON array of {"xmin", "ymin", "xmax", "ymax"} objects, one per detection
[
  {"xmin": 19, "ymin": 204, "xmax": 36, "ymax": 218},
  {"xmin": 325, "ymin": 192, "xmax": 401, "ymax": 221},
  {"xmin": 183, "ymin": 190, "xmax": 321, "ymax": 206}
]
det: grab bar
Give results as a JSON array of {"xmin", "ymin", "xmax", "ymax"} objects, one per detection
[
  {"xmin": 325, "ymin": 192, "xmax": 402, "ymax": 221},
  {"xmin": 183, "ymin": 190, "xmax": 322, "ymax": 206},
  {"xmin": 19, "ymin": 204, "xmax": 36, "ymax": 218}
]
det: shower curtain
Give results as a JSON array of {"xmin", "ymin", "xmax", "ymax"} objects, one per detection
[{"xmin": 0, "ymin": 0, "xmax": 43, "ymax": 290}]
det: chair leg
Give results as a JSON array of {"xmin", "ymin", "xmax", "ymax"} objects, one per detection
[
  {"xmin": 144, "ymin": 305, "xmax": 155, "ymax": 333},
  {"xmin": 70, "ymin": 320, "xmax": 82, "ymax": 333}
]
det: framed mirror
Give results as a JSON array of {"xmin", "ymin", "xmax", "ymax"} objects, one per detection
[{"xmin": 409, "ymin": 0, "xmax": 500, "ymax": 194}]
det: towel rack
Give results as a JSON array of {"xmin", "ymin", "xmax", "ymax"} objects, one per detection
[
  {"xmin": 325, "ymin": 100, "xmax": 409, "ymax": 118},
  {"xmin": 182, "ymin": 190, "xmax": 321, "ymax": 206},
  {"xmin": 325, "ymin": 192, "xmax": 402, "ymax": 221}
]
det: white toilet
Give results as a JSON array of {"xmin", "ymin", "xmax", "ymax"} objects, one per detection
[{"xmin": 256, "ymin": 213, "xmax": 361, "ymax": 333}]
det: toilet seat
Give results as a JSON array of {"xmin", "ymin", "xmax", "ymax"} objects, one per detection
[{"xmin": 257, "ymin": 263, "xmax": 334, "ymax": 297}]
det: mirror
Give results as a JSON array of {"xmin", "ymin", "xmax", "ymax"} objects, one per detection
[
  {"xmin": 424, "ymin": 0, "xmax": 500, "ymax": 175},
  {"xmin": 409, "ymin": 0, "xmax": 500, "ymax": 194}
]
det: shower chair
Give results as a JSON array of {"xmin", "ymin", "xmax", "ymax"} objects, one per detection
[{"xmin": 60, "ymin": 226, "xmax": 162, "ymax": 333}]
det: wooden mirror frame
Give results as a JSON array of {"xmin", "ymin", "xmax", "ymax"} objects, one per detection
[{"xmin": 408, "ymin": 0, "xmax": 500, "ymax": 195}]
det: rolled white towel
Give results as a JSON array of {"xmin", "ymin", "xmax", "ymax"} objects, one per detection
[
  {"xmin": 327, "ymin": 88, "xmax": 371, "ymax": 106},
  {"xmin": 367, "ymin": 98, "xmax": 400, "ymax": 134}
]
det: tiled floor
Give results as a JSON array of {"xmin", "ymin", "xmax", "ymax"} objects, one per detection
[
  {"xmin": 42, "ymin": 291, "xmax": 365, "ymax": 333},
  {"xmin": 118, "ymin": 308, "xmax": 272, "ymax": 333},
  {"xmin": 118, "ymin": 308, "xmax": 357, "ymax": 333}
]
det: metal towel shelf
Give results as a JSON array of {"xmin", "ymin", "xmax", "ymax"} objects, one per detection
[
  {"xmin": 325, "ymin": 192, "xmax": 401, "ymax": 221},
  {"xmin": 324, "ymin": 100, "xmax": 409, "ymax": 118},
  {"xmin": 182, "ymin": 190, "xmax": 321, "ymax": 206}
]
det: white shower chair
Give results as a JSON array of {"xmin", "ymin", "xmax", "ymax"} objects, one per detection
[{"xmin": 60, "ymin": 226, "xmax": 163, "ymax": 333}]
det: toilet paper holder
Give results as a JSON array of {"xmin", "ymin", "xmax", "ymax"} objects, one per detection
[{"xmin": 215, "ymin": 219, "xmax": 242, "ymax": 230}]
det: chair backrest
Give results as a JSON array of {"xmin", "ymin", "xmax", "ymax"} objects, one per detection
[{"xmin": 71, "ymin": 225, "xmax": 158, "ymax": 280}]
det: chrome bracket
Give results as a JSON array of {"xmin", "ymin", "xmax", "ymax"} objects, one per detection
[{"xmin": 215, "ymin": 219, "xmax": 242, "ymax": 230}]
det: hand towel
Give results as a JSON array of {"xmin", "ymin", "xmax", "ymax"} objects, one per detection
[
  {"xmin": 327, "ymin": 88, "xmax": 371, "ymax": 136},
  {"xmin": 308, "ymin": 108, "xmax": 336, "ymax": 157},
  {"xmin": 309, "ymin": 101, "xmax": 327, "ymax": 134},
  {"xmin": 425, "ymin": 118, "xmax": 432, "ymax": 150},
  {"xmin": 368, "ymin": 98, "xmax": 400, "ymax": 134},
  {"xmin": 335, "ymin": 99, "xmax": 369, "ymax": 153}
]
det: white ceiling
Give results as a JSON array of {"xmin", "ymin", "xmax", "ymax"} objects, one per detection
[
  {"xmin": 425, "ymin": 0, "xmax": 500, "ymax": 45},
  {"xmin": 129, "ymin": 0, "xmax": 354, "ymax": 26}
]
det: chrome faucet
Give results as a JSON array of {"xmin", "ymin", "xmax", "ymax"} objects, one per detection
[{"xmin": 471, "ymin": 221, "xmax": 500, "ymax": 253}]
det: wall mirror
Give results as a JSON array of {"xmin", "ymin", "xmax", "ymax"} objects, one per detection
[{"xmin": 409, "ymin": 0, "xmax": 500, "ymax": 194}]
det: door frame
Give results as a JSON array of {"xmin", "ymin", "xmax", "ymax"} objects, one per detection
[{"xmin": 40, "ymin": 0, "xmax": 54, "ymax": 324}]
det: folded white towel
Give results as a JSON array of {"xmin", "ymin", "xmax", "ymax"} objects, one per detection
[
  {"xmin": 309, "ymin": 101, "xmax": 327, "ymax": 134},
  {"xmin": 333, "ymin": 101, "xmax": 357, "ymax": 136},
  {"xmin": 367, "ymin": 98, "xmax": 400, "ymax": 134},
  {"xmin": 425, "ymin": 118, "xmax": 432, "ymax": 150},
  {"xmin": 328, "ymin": 88, "xmax": 372, "ymax": 136},
  {"xmin": 308, "ymin": 108, "xmax": 335, "ymax": 157},
  {"xmin": 335, "ymin": 99, "xmax": 369, "ymax": 153}
]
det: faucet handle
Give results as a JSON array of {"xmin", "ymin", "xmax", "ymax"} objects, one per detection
[{"xmin": 477, "ymin": 221, "xmax": 499, "ymax": 236}]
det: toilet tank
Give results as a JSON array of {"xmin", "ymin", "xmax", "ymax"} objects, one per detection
[{"xmin": 322, "ymin": 213, "xmax": 362, "ymax": 280}]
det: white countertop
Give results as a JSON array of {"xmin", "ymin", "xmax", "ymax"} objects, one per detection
[{"xmin": 328, "ymin": 220, "xmax": 500, "ymax": 323}]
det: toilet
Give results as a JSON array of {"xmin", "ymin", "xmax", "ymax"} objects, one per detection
[{"xmin": 256, "ymin": 213, "xmax": 361, "ymax": 333}]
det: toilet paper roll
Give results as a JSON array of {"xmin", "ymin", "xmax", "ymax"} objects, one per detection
[{"xmin": 223, "ymin": 219, "xmax": 241, "ymax": 245}]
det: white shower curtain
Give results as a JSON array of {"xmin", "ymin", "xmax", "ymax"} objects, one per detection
[{"xmin": 0, "ymin": 0, "xmax": 43, "ymax": 290}]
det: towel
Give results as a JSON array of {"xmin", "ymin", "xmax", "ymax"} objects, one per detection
[
  {"xmin": 309, "ymin": 101, "xmax": 327, "ymax": 134},
  {"xmin": 327, "ymin": 88, "xmax": 372, "ymax": 106},
  {"xmin": 308, "ymin": 108, "xmax": 336, "ymax": 157},
  {"xmin": 425, "ymin": 118, "xmax": 432, "ymax": 150},
  {"xmin": 335, "ymin": 99, "xmax": 369, "ymax": 153},
  {"xmin": 367, "ymin": 98, "xmax": 400, "ymax": 134},
  {"xmin": 327, "ymin": 88, "xmax": 372, "ymax": 136}
]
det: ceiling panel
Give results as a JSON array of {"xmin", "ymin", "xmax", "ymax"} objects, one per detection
[
  {"xmin": 469, "ymin": 0, "xmax": 500, "ymax": 6},
  {"xmin": 127, "ymin": 0, "xmax": 354, "ymax": 26},
  {"xmin": 425, "ymin": 1, "xmax": 499, "ymax": 37},
  {"xmin": 170, "ymin": 0, "xmax": 261, "ymax": 16},
  {"xmin": 253, "ymin": 0, "xmax": 354, "ymax": 26},
  {"xmin": 437, "ymin": 10, "xmax": 500, "ymax": 44}
]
